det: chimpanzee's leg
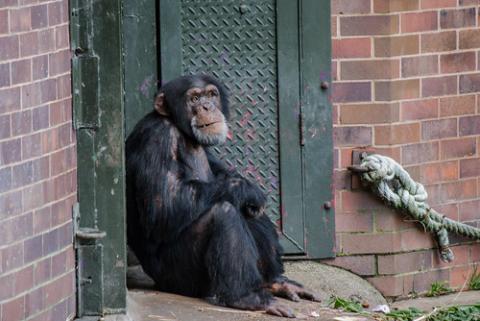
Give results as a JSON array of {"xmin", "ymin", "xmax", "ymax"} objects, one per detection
[
  {"xmin": 246, "ymin": 215, "xmax": 284, "ymax": 283},
  {"xmin": 247, "ymin": 215, "xmax": 321, "ymax": 303},
  {"xmin": 202, "ymin": 202, "xmax": 272, "ymax": 309}
]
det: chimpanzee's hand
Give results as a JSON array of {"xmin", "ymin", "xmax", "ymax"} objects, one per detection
[{"xmin": 227, "ymin": 177, "xmax": 267, "ymax": 218}]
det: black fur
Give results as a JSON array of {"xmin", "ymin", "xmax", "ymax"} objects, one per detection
[{"xmin": 126, "ymin": 75, "xmax": 284, "ymax": 309}]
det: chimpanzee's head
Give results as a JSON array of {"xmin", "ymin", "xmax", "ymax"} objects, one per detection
[{"xmin": 154, "ymin": 74, "xmax": 229, "ymax": 146}]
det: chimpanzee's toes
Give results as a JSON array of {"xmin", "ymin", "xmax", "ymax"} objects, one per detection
[{"xmin": 265, "ymin": 301, "xmax": 296, "ymax": 318}]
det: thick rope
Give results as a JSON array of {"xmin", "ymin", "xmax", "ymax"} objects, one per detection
[{"xmin": 349, "ymin": 154, "xmax": 480, "ymax": 262}]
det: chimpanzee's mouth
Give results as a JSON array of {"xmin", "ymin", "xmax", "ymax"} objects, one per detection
[{"xmin": 195, "ymin": 122, "xmax": 219, "ymax": 129}]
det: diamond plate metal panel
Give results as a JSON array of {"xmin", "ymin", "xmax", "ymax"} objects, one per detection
[{"xmin": 180, "ymin": 0, "xmax": 281, "ymax": 222}]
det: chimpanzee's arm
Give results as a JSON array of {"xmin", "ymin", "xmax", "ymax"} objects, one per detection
[{"xmin": 205, "ymin": 149, "xmax": 266, "ymax": 218}]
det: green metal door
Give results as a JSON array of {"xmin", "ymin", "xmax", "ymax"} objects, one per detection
[{"xmin": 123, "ymin": 0, "xmax": 334, "ymax": 258}]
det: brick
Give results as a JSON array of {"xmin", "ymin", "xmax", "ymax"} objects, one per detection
[
  {"xmin": 0, "ymin": 138, "xmax": 21, "ymax": 166},
  {"xmin": 57, "ymin": 74, "xmax": 71, "ymax": 99},
  {"xmin": 341, "ymin": 59, "xmax": 399, "ymax": 80},
  {"xmin": 49, "ymin": 50, "xmax": 70, "ymax": 76},
  {"xmin": 374, "ymin": 0, "xmax": 419, "ymax": 13},
  {"xmin": 0, "ymin": 114, "xmax": 10, "ymax": 139},
  {"xmin": 332, "ymin": 82, "xmax": 371, "ymax": 103},
  {"xmin": 48, "ymin": 2, "xmax": 63, "ymax": 26},
  {"xmin": 33, "ymin": 206, "xmax": 51, "ymax": 234},
  {"xmin": 19, "ymin": 32, "xmax": 39, "ymax": 57},
  {"xmin": 450, "ymin": 266, "xmax": 474, "ymax": 288},
  {"xmin": 31, "ymin": 4, "xmax": 48, "ymax": 29},
  {"xmin": 0, "ymin": 63, "xmax": 9, "ymax": 87},
  {"xmin": 0, "ymin": 35, "xmax": 19, "ymax": 60},
  {"xmin": 11, "ymin": 59, "xmax": 32, "ymax": 85},
  {"xmin": 460, "ymin": 73, "xmax": 480, "ymax": 94},
  {"xmin": 440, "ymin": 137, "xmax": 476, "ymax": 159},
  {"xmin": 460, "ymin": 158, "xmax": 480, "ymax": 178},
  {"xmin": 459, "ymin": 29, "xmax": 480, "ymax": 49},
  {"xmin": 375, "ymin": 35, "xmax": 419, "ymax": 57},
  {"xmin": 24, "ymin": 234, "xmax": 43, "ymax": 264},
  {"xmin": 34, "ymin": 257, "xmax": 51, "ymax": 285},
  {"xmin": 441, "ymin": 52, "xmax": 476, "ymax": 73},
  {"xmin": 51, "ymin": 251, "xmax": 68, "ymax": 278},
  {"xmin": 44, "ymin": 272, "xmax": 74, "ymax": 307},
  {"xmin": 2, "ymin": 242, "xmax": 23, "ymax": 273},
  {"xmin": 334, "ymin": 169, "xmax": 350, "ymax": 190},
  {"xmin": 32, "ymin": 156, "xmax": 49, "ymax": 182},
  {"xmin": 427, "ymin": 179, "xmax": 477, "ymax": 205},
  {"xmin": 333, "ymin": 126, "xmax": 372, "ymax": 146},
  {"xmin": 421, "ymin": 31, "xmax": 456, "ymax": 53},
  {"xmin": 0, "ymin": 213, "xmax": 32, "ymax": 246},
  {"xmin": 332, "ymin": 37, "xmax": 371, "ymax": 59},
  {"xmin": 422, "ymin": 118, "xmax": 457, "ymax": 140},
  {"xmin": 459, "ymin": 0, "xmax": 480, "ymax": 5},
  {"xmin": 32, "ymin": 55, "xmax": 48, "ymax": 80},
  {"xmin": 367, "ymin": 274, "xmax": 411, "ymax": 297},
  {"xmin": 430, "ymin": 203, "xmax": 458, "ymax": 221},
  {"xmin": 413, "ymin": 269, "xmax": 449, "ymax": 293},
  {"xmin": 332, "ymin": 16, "xmax": 337, "ymax": 38},
  {"xmin": 332, "ymin": 0, "xmax": 371, "ymax": 14},
  {"xmin": 459, "ymin": 115, "xmax": 480, "ymax": 136},
  {"xmin": 25, "ymin": 287, "xmax": 44, "ymax": 318},
  {"xmin": 401, "ymin": 11, "xmax": 437, "ymax": 33},
  {"xmin": 440, "ymin": 8, "xmax": 476, "ymax": 29},
  {"xmin": 440, "ymin": 95, "xmax": 476, "ymax": 117},
  {"xmin": 336, "ymin": 212, "xmax": 373, "ymax": 232},
  {"xmin": 50, "ymin": 99, "xmax": 70, "ymax": 125},
  {"xmin": 39, "ymin": 78, "xmax": 57, "ymax": 103},
  {"xmin": 402, "ymin": 142, "xmax": 439, "ymax": 165},
  {"xmin": 421, "ymin": 0, "xmax": 456, "ymax": 9},
  {"xmin": 0, "ymin": 165, "xmax": 11, "ymax": 194},
  {"xmin": 55, "ymin": 24, "xmax": 70, "ymax": 50},
  {"xmin": 22, "ymin": 133, "xmax": 42, "ymax": 159},
  {"xmin": 11, "ymin": 110, "xmax": 32, "ymax": 136},
  {"xmin": 400, "ymin": 229, "xmax": 436, "ymax": 251},
  {"xmin": 418, "ymin": 160, "xmax": 458, "ymax": 184},
  {"xmin": 422, "ymin": 76, "xmax": 457, "ymax": 97},
  {"xmin": 375, "ymin": 123, "xmax": 420, "ymax": 145},
  {"xmin": 375, "ymin": 79, "xmax": 420, "ymax": 101},
  {"xmin": 402, "ymin": 55, "xmax": 438, "ymax": 78},
  {"xmin": 32, "ymin": 105, "xmax": 49, "ymax": 131},
  {"xmin": 340, "ymin": 15, "xmax": 399, "ymax": 36},
  {"xmin": 340, "ymin": 103, "xmax": 399, "ymax": 124},
  {"xmin": 0, "ymin": 9, "xmax": 8, "ymax": 34},
  {"xmin": 341, "ymin": 232, "xmax": 400, "ymax": 254},
  {"xmin": 10, "ymin": 7, "xmax": 31, "ymax": 32},
  {"xmin": 0, "ymin": 0, "xmax": 16, "ymax": 8},
  {"xmin": 341, "ymin": 190, "xmax": 385, "ymax": 212},
  {"xmin": 378, "ymin": 251, "xmax": 432, "ymax": 275},
  {"xmin": 23, "ymin": 183, "xmax": 45, "ymax": 210},
  {"xmin": 0, "ymin": 274, "xmax": 15, "ymax": 301},
  {"xmin": 375, "ymin": 208, "xmax": 416, "ymax": 232},
  {"xmin": 324, "ymin": 255, "xmax": 376, "ymax": 276},
  {"xmin": 0, "ymin": 190, "xmax": 22, "ymax": 220},
  {"xmin": 15, "ymin": 266, "xmax": 34, "ymax": 295},
  {"xmin": 2, "ymin": 296, "xmax": 25, "ymax": 321},
  {"xmin": 38, "ymin": 29, "xmax": 55, "ymax": 54},
  {"xmin": 401, "ymin": 98, "xmax": 438, "ymax": 121},
  {"xmin": 459, "ymin": 200, "xmax": 480, "ymax": 221}
]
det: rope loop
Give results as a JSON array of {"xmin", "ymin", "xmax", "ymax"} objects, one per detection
[{"xmin": 350, "ymin": 154, "xmax": 480, "ymax": 262}]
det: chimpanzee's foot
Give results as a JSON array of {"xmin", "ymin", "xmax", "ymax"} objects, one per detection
[
  {"xmin": 270, "ymin": 277, "xmax": 321, "ymax": 302},
  {"xmin": 265, "ymin": 300, "xmax": 296, "ymax": 318},
  {"xmin": 224, "ymin": 291, "xmax": 269, "ymax": 311}
]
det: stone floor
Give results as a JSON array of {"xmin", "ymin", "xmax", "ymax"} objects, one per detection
[{"xmin": 124, "ymin": 262, "xmax": 480, "ymax": 321}]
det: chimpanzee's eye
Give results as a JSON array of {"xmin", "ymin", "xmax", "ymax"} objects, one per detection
[{"xmin": 191, "ymin": 95, "xmax": 199, "ymax": 103}]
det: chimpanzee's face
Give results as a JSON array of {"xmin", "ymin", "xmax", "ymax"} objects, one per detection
[{"xmin": 186, "ymin": 83, "xmax": 228, "ymax": 146}]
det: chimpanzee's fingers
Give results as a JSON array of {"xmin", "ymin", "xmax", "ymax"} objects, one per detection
[{"xmin": 298, "ymin": 290, "xmax": 321, "ymax": 302}]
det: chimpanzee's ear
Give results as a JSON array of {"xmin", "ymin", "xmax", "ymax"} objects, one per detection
[{"xmin": 154, "ymin": 92, "xmax": 169, "ymax": 116}]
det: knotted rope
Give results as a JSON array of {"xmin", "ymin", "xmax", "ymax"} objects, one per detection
[{"xmin": 349, "ymin": 153, "xmax": 480, "ymax": 262}]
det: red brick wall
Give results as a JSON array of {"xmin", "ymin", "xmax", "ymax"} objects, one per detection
[
  {"xmin": 0, "ymin": 0, "xmax": 76, "ymax": 320},
  {"xmin": 329, "ymin": 0, "xmax": 480, "ymax": 298}
]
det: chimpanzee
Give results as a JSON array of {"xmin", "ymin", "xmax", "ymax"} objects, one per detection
[{"xmin": 126, "ymin": 74, "xmax": 319, "ymax": 317}]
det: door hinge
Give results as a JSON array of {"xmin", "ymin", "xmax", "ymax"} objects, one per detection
[{"xmin": 73, "ymin": 202, "xmax": 107, "ymax": 317}]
